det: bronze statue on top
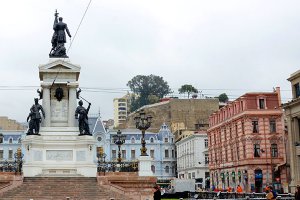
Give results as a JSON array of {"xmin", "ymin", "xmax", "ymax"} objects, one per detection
[{"xmin": 49, "ymin": 10, "xmax": 72, "ymax": 58}]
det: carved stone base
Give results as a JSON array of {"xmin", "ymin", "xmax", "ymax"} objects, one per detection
[{"xmin": 22, "ymin": 128, "xmax": 96, "ymax": 177}]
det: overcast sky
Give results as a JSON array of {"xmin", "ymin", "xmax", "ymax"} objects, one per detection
[{"xmin": 0, "ymin": 0, "xmax": 299, "ymax": 122}]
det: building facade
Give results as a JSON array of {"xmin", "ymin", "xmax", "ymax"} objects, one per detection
[
  {"xmin": 282, "ymin": 70, "xmax": 300, "ymax": 192},
  {"xmin": 208, "ymin": 88, "xmax": 288, "ymax": 193},
  {"xmin": 0, "ymin": 131, "xmax": 24, "ymax": 162},
  {"xmin": 92, "ymin": 117, "xmax": 176, "ymax": 184},
  {"xmin": 176, "ymin": 131, "xmax": 210, "ymax": 190},
  {"xmin": 0, "ymin": 116, "xmax": 26, "ymax": 130},
  {"xmin": 113, "ymin": 96, "xmax": 129, "ymax": 128}
]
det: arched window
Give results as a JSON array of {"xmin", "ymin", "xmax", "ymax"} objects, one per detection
[
  {"xmin": 151, "ymin": 165, "xmax": 155, "ymax": 173},
  {"xmin": 165, "ymin": 166, "xmax": 169, "ymax": 173},
  {"xmin": 0, "ymin": 134, "xmax": 3, "ymax": 143},
  {"xmin": 18, "ymin": 138, "xmax": 21, "ymax": 143},
  {"xmin": 131, "ymin": 137, "xmax": 135, "ymax": 144},
  {"xmin": 150, "ymin": 137, "xmax": 154, "ymax": 143},
  {"xmin": 9, "ymin": 138, "xmax": 13, "ymax": 144}
]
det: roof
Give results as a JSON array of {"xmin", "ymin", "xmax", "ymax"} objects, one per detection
[{"xmin": 89, "ymin": 115, "xmax": 107, "ymax": 134}]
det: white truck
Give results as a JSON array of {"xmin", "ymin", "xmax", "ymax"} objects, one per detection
[{"xmin": 170, "ymin": 179, "xmax": 196, "ymax": 193}]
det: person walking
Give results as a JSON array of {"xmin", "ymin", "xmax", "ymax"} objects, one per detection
[{"xmin": 295, "ymin": 185, "xmax": 300, "ymax": 200}]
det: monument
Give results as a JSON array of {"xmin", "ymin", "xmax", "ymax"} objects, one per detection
[{"xmin": 22, "ymin": 10, "xmax": 97, "ymax": 177}]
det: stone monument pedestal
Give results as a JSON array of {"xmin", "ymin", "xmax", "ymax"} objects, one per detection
[
  {"xmin": 23, "ymin": 127, "xmax": 97, "ymax": 177},
  {"xmin": 23, "ymin": 58, "xmax": 97, "ymax": 177},
  {"xmin": 138, "ymin": 156, "xmax": 153, "ymax": 176}
]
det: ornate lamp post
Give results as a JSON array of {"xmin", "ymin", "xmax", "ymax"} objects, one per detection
[
  {"xmin": 134, "ymin": 109, "xmax": 152, "ymax": 156},
  {"xmin": 14, "ymin": 148, "xmax": 24, "ymax": 174},
  {"xmin": 113, "ymin": 130, "xmax": 126, "ymax": 163},
  {"xmin": 96, "ymin": 147, "xmax": 107, "ymax": 175}
]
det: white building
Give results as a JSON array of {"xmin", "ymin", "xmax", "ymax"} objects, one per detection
[
  {"xmin": 176, "ymin": 131, "xmax": 210, "ymax": 189},
  {"xmin": 113, "ymin": 96, "xmax": 129, "ymax": 128}
]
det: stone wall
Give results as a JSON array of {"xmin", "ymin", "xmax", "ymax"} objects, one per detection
[{"xmin": 126, "ymin": 98, "xmax": 219, "ymax": 134}]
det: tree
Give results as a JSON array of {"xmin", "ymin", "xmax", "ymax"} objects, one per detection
[
  {"xmin": 218, "ymin": 93, "xmax": 229, "ymax": 103},
  {"xmin": 178, "ymin": 84, "xmax": 198, "ymax": 99},
  {"xmin": 127, "ymin": 75, "xmax": 171, "ymax": 111}
]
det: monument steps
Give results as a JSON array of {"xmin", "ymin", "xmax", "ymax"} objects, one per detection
[{"xmin": 0, "ymin": 177, "xmax": 129, "ymax": 200}]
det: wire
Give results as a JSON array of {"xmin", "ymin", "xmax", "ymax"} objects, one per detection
[
  {"xmin": 50, "ymin": 0, "xmax": 92, "ymax": 89},
  {"xmin": 67, "ymin": 0, "xmax": 92, "ymax": 53}
]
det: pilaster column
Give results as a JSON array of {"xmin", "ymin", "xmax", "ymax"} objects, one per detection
[
  {"xmin": 41, "ymin": 83, "xmax": 51, "ymax": 127},
  {"xmin": 68, "ymin": 82, "xmax": 78, "ymax": 127}
]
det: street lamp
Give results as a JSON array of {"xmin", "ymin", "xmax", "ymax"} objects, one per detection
[
  {"xmin": 113, "ymin": 130, "xmax": 126, "ymax": 163},
  {"xmin": 134, "ymin": 109, "xmax": 152, "ymax": 156},
  {"xmin": 14, "ymin": 148, "xmax": 24, "ymax": 174},
  {"xmin": 96, "ymin": 147, "xmax": 107, "ymax": 175}
]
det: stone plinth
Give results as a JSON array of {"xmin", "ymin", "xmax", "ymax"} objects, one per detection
[
  {"xmin": 23, "ymin": 130, "xmax": 97, "ymax": 177},
  {"xmin": 138, "ymin": 156, "xmax": 154, "ymax": 176},
  {"xmin": 98, "ymin": 172, "xmax": 157, "ymax": 200}
]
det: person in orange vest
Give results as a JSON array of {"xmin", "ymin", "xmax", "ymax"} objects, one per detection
[
  {"xmin": 237, "ymin": 185, "xmax": 243, "ymax": 193},
  {"xmin": 227, "ymin": 186, "xmax": 232, "ymax": 192}
]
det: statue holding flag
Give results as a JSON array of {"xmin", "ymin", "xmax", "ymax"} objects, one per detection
[{"xmin": 49, "ymin": 10, "xmax": 72, "ymax": 58}]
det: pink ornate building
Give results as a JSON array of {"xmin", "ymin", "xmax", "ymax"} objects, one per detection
[{"xmin": 208, "ymin": 88, "xmax": 288, "ymax": 193}]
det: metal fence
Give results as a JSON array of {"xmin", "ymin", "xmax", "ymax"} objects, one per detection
[
  {"xmin": 0, "ymin": 160, "xmax": 22, "ymax": 173},
  {"xmin": 97, "ymin": 161, "xmax": 139, "ymax": 174}
]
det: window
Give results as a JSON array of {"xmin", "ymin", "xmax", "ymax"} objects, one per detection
[
  {"xmin": 165, "ymin": 166, "xmax": 169, "ymax": 173},
  {"xmin": 243, "ymin": 145, "xmax": 246, "ymax": 158},
  {"xmin": 229, "ymin": 127, "xmax": 232, "ymax": 138},
  {"xmin": 192, "ymin": 172, "xmax": 195, "ymax": 179},
  {"xmin": 0, "ymin": 134, "xmax": 3, "ymax": 143},
  {"xmin": 271, "ymin": 144, "xmax": 278, "ymax": 157},
  {"xmin": 205, "ymin": 154, "xmax": 209, "ymax": 164},
  {"xmin": 18, "ymin": 138, "xmax": 21, "ymax": 143},
  {"xmin": 236, "ymin": 146, "xmax": 240, "ymax": 160},
  {"xmin": 270, "ymin": 119, "xmax": 276, "ymax": 133},
  {"xmin": 225, "ymin": 149, "xmax": 228, "ymax": 161},
  {"xmin": 150, "ymin": 138, "xmax": 154, "ymax": 143},
  {"xmin": 151, "ymin": 165, "xmax": 155, "ymax": 173},
  {"xmin": 165, "ymin": 149, "xmax": 169, "ymax": 158},
  {"xmin": 9, "ymin": 138, "xmax": 13, "ymax": 144},
  {"xmin": 235, "ymin": 124, "xmax": 238, "ymax": 137},
  {"xmin": 164, "ymin": 138, "xmax": 169, "ymax": 143},
  {"xmin": 259, "ymin": 99, "xmax": 265, "ymax": 109},
  {"xmin": 112, "ymin": 150, "xmax": 116, "ymax": 159},
  {"xmin": 9, "ymin": 150, "xmax": 13, "ymax": 159},
  {"xmin": 172, "ymin": 149, "xmax": 175, "ymax": 158},
  {"xmin": 231, "ymin": 148, "xmax": 234, "ymax": 161},
  {"xmin": 294, "ymin": 83, "xmax": 300, "ymax": 98},
  {"xmin": 131, "ymin": 150, "xmax": 135, "ymax": 159},
  {"xmin": 254, "ymin": 144, "xmax": 260, "ymax": 157},
  {"xmin": 122, "ymin": 150, "xmax": 126, "ymax": 159},
  {"xmin": 131, "ymin": 137, "xmax": 135, "ymax": 143},
  {"xmin": 241, "ymin": 121, "xmax": 245, "ymax": 134},
  {"xmin": 204, "ymin": 139, "xmax": 208, "ymax": 148},
  {"xmin": 252, "ymin": 120, "xmax": 259, "ymax": 133},
  {"xmin": 97, "ymin": 137, "xmax": 102, "ymax": 142},
  {"xmin": 150, "ymin": 149, "xmax": 154, "ymax": 158},
  {"xmin": 0, "ymin": 150, "xmax": 3, "ymax": 159}
]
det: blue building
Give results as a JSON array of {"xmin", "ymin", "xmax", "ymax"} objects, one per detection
[
  {"xmin": 90, "ymin": 116, "xmax": 177, "ymax": 182},
  {"xmin": 0, "ymin": 131, "xmax": 25, "ymax": 161}
]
